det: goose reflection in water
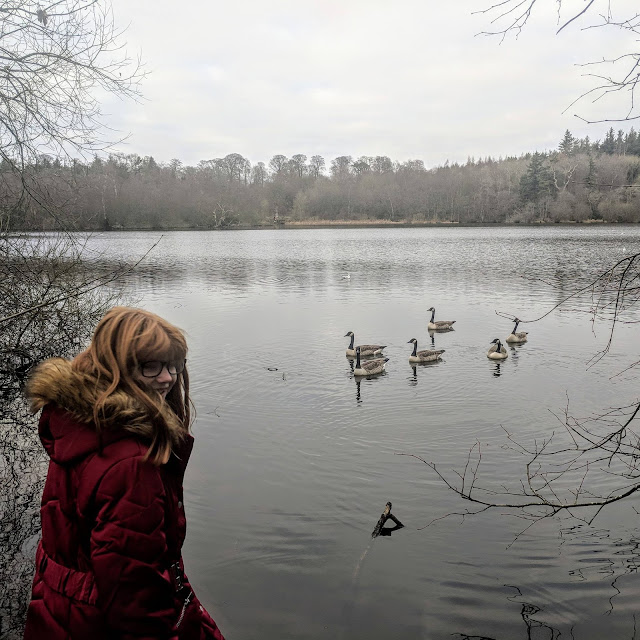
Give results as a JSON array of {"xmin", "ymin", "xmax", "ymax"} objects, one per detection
[
  {"xmin": 508, "ymin": 343, "xmax": 522, "ymax": 366},
  {"xmin": 408, "ymin": 360, "xmax": 446, "ymax": 388},
  {"xmin": 351, "ymin": 366, "xmax": 389, "ymax": 405},
  {"xmin": 492, "ymin": 361, "xmax": 503, "ymax": 378},
  {"xmin": 353, "ymin": 376, "xmax": 390, "ymax": 405},
  {"xmin": 347, "ymin": 360, "xmax": 363, "ymax": 405}
]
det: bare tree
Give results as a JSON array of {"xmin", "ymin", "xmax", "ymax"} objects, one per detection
[
  {"xmin": 0, "ymin": 0, "xmax": 149, "ymax": 336},
  {"xmin": 330, "ymin": 155, "xmax": 353, "ymax": 179},
  {"xmin": 0, "ymin": 0, "xmax": 144, "ymax": 231},
  {"xmin": 309, "ymin": 154, "xmax": 325, "ymax": 178},
  {"xmin": 0, "ymin": 0, "xmax": 146, "ymax": 347},
  {"xmin": 251, "ymin": 161, "xmax": 267, "ymax": 186},
  {"xmin": 219, "ymin": 153, "xmax": 250, "ymax": 184},
  {"xmin": 290, "ymin": 154, "xmax": 308, "ymax": 178},
  {"xmin": 268, "ymin": 154, "xmax": 289, "ymax": 177},
  {"xmin": 0, "ymin": 0, "xmax": 144, "ymax": 167},
  {"xmin": 0, "ymin": 0, "xmax": 145, "ymax": 317},
  {"xmin": 0, "ymin": 3, "xmax": 145, "ymax": 635},
  {"xmin": 476, "ymin": 1, "xmax": 640, "ymax": 123}
]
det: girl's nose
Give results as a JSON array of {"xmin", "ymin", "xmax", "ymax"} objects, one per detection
[{"xmin": 156, "ymin": 366, "xmax": 174, "ymax": 383}]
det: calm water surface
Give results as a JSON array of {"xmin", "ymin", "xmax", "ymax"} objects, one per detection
[{"xmin": 85, "ymin": 226, "xmax": 640, "ymax": 639}]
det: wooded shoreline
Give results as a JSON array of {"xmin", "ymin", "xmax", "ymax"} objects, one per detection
[
  {"xmin": 93, "ymin": 218, "xmax": 634, "ymax": 232},
  {"xmin": 7, "ymin": 128, "xmax": 640, "ymax": 231}
]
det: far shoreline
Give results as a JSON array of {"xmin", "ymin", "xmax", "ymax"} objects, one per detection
[
  {"xmin": 13, "ymin": 219, "xmax": 640, "ymax": 234},
  {"xmin": 102, "ymin": 218, "xmax": 637, "ymax": 232}
]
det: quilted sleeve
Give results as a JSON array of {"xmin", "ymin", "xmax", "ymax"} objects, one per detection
[{"xmin": 90, "ymin": 456, "xmax": 179, "ymax": 639}]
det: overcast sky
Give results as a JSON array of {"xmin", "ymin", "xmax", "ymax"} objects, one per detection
[{"xmin": 104, "ymin": 0, "xmax": 636, "ymax": 169}]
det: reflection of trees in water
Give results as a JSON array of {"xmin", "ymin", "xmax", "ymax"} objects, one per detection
[
  {"xmin": 452, "ymin": 596, "xmax": 561, "ymax": 640},
  {"xmin": 504, "ymin": 587, "xmax": 562, "ymax": 640},
  {"xmin": 452, "ymin": 523, "xmax": 640, "ymax": 640},
  {"xmin": 95, "ymin": 253, "xmax": 472, "ymax": 295},
  {"xmin": 560, "ymin": 523, "xmax": 640, "ymax": 619}
]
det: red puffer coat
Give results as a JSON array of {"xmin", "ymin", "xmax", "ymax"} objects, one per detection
[{"xmin": 23, "ymin": 359, "xmax": 225, "ymax": 640}]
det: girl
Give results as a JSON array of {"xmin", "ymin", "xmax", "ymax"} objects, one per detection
[{"xmin": 23, "ymin": 307, "xmax": 225, "ymax": 639}]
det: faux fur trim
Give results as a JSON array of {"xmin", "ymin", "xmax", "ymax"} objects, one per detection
[{"xmin": 26, "ymin": 358, "xmax": 184, "ymax": 442}]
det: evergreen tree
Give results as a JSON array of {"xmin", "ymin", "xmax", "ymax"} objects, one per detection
[
  {"xmin": 626, "ymin": 129, "xmax": 640, "ymax": 156},
  {"xmin": 519, "ymin": 152, "xmax": 555, "ymax": 206},
  {"xmin": 558, "ymin": 130, "xmax": 575, "ymax": 155},
  {"xmin": 626, "ymin": 162, "xmax": 640, "ymax": 185},
  {"xmin": 579, "ymin": 136, "xmax": 591, "ymax": 154},
  {"xmin": 602, "ymin": 127, "xmax": 616, "ymax": 155},
  {"xmin": 615, "ymin": 129, "xmax": 626, "ymax": 155}
]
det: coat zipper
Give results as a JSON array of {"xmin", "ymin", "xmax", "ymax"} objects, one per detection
[{"xmin": 176, "ymin": 590, "xmax": 193, "ymax": 628}]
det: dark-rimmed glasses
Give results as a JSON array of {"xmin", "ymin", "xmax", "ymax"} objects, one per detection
[{"xmin": 139, "ymin": 359, "xmax": 186, "ymax": 378}]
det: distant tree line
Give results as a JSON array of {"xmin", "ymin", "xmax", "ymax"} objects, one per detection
[{"xmin": 4, "ymin": 127, "xmax": 640, "ymax": 231}]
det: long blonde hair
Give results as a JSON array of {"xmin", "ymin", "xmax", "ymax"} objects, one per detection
[{"xmin": 73, "ymin": 306, "xmax": 191, "ymax": 465}]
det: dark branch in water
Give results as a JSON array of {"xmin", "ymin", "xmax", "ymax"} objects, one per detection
[{"xmin": 372, "ymin": 501, "xmax": 404, "ymax": 537}]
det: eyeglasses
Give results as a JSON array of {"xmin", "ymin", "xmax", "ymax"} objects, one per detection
[{"xmin": 139, "ymin": 359, "xmax": 186, "ymax": 378}]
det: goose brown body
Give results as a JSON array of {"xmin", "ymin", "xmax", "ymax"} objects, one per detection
[
  {"xmin": 353, "ymin": 347, "xmax": 388, "ymax": 376},
  {"xmin": 345, "ymin": 331, "xmax": 386, "ymax": 357},
  {"xmin": 427, "ymin": 307, "xmax": 456, "ymax": 331},
  {"xmin": 407, "ymin": 338, "xmax": 445, "ymax": 363}
]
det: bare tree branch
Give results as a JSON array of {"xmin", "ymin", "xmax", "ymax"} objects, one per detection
[{"xmin": 475, "ymin": 1, "xmax": 640, "ymax": 122}]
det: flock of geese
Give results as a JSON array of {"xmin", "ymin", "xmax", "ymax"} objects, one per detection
[{"xmin": 345, "ymin": 308, "xmax": 529, "ymax": 376}]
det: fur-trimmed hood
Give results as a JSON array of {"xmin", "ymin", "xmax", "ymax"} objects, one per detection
[{"xmin": 26, "ymin": 358, "xmax": 184, "ymax": 464}]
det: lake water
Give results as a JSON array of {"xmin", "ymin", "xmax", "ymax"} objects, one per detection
[{"xmin": 37, "ymin": 227, "xmax": 640, "ymax": 638}]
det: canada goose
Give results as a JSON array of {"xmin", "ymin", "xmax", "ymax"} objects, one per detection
[
  {"xmin": 344, "ymin": 331, "xmax": 386, "ymax": 357},
  {"xmin": 505, "ymin": 318, "xmax": 528, "ymax": 344},
  {"xmin": 354, "ymin": 346, "xmax": 389, "ymax": 376},
  {"xmin": 407, "ymin": 338, "xmax": 445, "ymax": 363},
  {"xmin": 487, "ymin": 338, "xmax": 508, "ymax": 360},
  {"xmin": 427, "ymin": 307, "xmax": 456, "ymax": 331}
]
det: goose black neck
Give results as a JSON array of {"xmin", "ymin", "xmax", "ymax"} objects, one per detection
[
  {"xmin": 348, "ymin": 334, "xmax": 355, "ymax": 349},
  {"xmin": 512, "ymin": 320, "xmax": 519, "ymax": 333},
  {"xmin": 411, "ymin": 342, "xmax": 418, "ymax": 356},
  {"xmin": 355, "ymin": 350, "xmax": 361, "ymax": 367},
  {"xmin": 430, "ymin": 309, "xmax": 435, "ymax": 322}
]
